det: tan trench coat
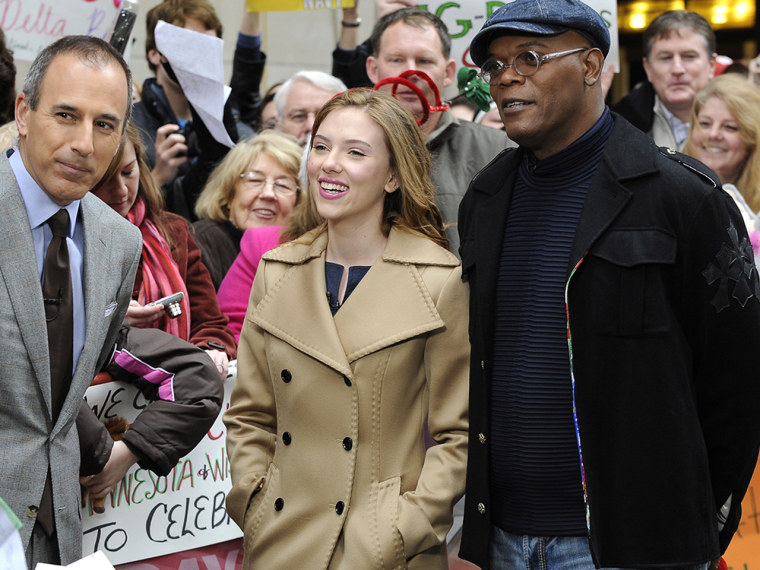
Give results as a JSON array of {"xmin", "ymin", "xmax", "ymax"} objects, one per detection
[{"xmin": 224, "ymin": 226, "xmax": 470, "ymax": 569}]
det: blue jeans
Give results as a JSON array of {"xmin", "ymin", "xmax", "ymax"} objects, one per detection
[{"xmin": 490, "ymin": 526, "xmax": 711, "ymax": 570}]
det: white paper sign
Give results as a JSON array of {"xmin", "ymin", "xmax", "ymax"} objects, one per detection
[
  {"xmin": 0, "ymin": 0, "xmax": 121, "ymax": 62},
  {"xmin": 80, "ymin": 365, "xmax": 242, "ymax": 566}
]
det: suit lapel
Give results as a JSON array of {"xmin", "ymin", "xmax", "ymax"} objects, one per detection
[{"xmin": 0, "ymin": 157, "xmax": 52, "ymax": 406}]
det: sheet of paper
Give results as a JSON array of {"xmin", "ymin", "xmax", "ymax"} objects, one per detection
[
  {"xmin": 0, "ymin": 497, "xmax": 26, "ymax": 570},
  {"xmin": 154, "ymin": 21, "xmax": 234, "ymax": 148},
  {"xmin": 66, "ymin": 551, "xmax": 116, "ymax": 569},
  {"xmin": 35, "ymin": 551, "xmax": 116, "ymax": 569}
]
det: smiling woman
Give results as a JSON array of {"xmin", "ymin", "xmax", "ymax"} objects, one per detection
[
  {"xmin": 684, "ymin": 73, "xmax": 760, "ymax": 266},
  {"xmin": 191, "ymin": 131, "xmax": 303, "ymax": 289},
  {"xmin": 225, "ymin": 89, "xmax": 469, "ymax": 570}
]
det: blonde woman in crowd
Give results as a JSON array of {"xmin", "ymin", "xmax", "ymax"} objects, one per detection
[
  {"xmin": 192, "ymin": 131, "xmax": 303, "ymax": 289},
  {"xmin": 684, "ymin": 73, "xmax": 760, "ymax": 266}
]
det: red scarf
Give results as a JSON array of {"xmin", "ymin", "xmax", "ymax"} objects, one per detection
[{"xmin": 128, "ymin": 197, "xmax": 191, "ymax": 340}]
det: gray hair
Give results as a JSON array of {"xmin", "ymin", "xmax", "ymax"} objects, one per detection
[
  {"xmin": 643, "ymin": 11, "xmax": 716, "ymax": 60},
  {"xmin": 274, "ymin": 71, "xmax": 346, "ymax": 117},
  {"xmin": 22, "ymin": 35, "xmax": 132, "ymax": 131}
]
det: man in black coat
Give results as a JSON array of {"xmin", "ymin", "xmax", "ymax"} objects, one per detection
[{"xmin": 458, "ymin": 1, "xmax": 760, "ymax": 568}]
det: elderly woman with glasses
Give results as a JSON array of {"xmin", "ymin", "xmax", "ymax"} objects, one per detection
[{"xmin": 191, "ymin": 132, "xmax": 304, "ymax": 290}]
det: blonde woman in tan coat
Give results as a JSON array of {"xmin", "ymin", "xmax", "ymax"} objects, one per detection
[{"xmin": 224, "ymin": 89, "xmax": 470, "ymax": 569}]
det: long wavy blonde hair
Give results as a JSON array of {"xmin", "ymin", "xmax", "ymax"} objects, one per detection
[
  {"xmin": 684, "ymin": 74, "xmax": 760, "ymax": 213},
  {"xmin": 194, "ymin": 131, "xmax": 303, "ymax": 222}
]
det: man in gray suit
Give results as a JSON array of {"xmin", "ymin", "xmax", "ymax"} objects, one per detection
[{"xmin": 0, "ymin": 36, "xmax": 141, "ymax": 566}]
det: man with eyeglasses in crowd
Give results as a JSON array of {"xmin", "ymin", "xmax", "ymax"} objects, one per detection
[
  {"xmin": 274, "ymin": 71, "xmax": 347, "ymax": 147},
  {"xmin": 457, "ymin": 1, "xmax": 760, "ymax": 569}
]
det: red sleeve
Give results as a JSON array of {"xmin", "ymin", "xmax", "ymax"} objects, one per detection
[{"xmin": 164, "ymin": 213, "xmax": 238, "ymax": 359}]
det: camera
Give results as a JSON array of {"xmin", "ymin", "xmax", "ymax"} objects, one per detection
[
  {"xmin": 147, "ymin": 292, "xmax": 184, "ymax": 319},
  {"xmin": 174, "ymin": 122, "xmax": 195, "ymax": 158}
]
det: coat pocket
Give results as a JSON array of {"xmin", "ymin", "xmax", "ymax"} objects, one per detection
[
  {"xmin": 226, "ymin": 462, "xmax": 277, "ymax": 535},
  {"xmin": 586, "ymin": 229, "xmax": 677, "ymax": 337},
  {"xmin": 377, "ymin": 476, "xmax": 407, "ymax": 570},
  {"xmin": 242, "ymin": 462, "xmax": 278, "ymax": 540}
]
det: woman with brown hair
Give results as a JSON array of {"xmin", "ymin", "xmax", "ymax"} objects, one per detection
[
  {"xmin": 92, "ymin": 122, "xmax": 236, "ymax": 376},
  {"xmin": 224, "ymin": 89, "xmax": 469, "ymax": 569}
]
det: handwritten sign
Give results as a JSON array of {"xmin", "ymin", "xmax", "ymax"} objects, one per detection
[
  {"xmin": 724, "ymin": 458, "xmax": 760, "ymax": 570},
  {"xmin": 80, "ymin": 365, "xmax": 242, "ymax": 566},
  {"xmin": 0, "ymin": 0, "xmax": 122, "ymax": 62},
  {"xmin": 419, "ymin": 0, "xmax": 619, "ymax": 72},
  {"xmin": 247, "ymin": 0, "xmax": 355, "ymax": 12}
]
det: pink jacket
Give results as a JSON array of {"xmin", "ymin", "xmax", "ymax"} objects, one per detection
[{"xmin": 217, "ymin": 225, "xmax": 282, "ymax": 341}]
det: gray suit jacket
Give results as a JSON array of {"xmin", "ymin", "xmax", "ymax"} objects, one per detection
[{"xmin": 0, "ymin": 152, "xmax": 141, "ymax": 563}]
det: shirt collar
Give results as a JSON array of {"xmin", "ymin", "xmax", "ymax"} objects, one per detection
[
  {"xmin": 425, "ymin": 109, "xmax": 454, "ymax": 144},
  {"xmin": 655, "ymin": 95, "xmax": 690, "ymax": 148},
  {"xmin": 9, "ymin": 148, "xmax": 81, "ymax": 238}
]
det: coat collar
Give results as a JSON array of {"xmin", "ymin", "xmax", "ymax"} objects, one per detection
[
  {"xmin": 262, "ymin": 224, "xmax": 459, "ymax": 268},
  {"xmin": 463, "ymin": 115, "xmax": 663, "ymax": 357},
  {"xmin": 254, "ymin": 226, "xmax": 458, "ymax": 377},
  {"xmin": 568, "ymin": 116, "xmax": 658, "ymax": 268},
  {"xmin": 468, "ymin": 114, "xmax": 659, "ymax": 273}
]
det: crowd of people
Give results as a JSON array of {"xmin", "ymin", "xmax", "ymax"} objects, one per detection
[{"xmin": 2, "ymin": 0, "xmax": 760, "ymax": 568}]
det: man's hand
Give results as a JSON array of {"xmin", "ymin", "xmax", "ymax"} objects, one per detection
[
  {"xmin": 80, "ymin": 441, "xmax": 139, "ymax": 500},
  {"xmin": 342, "ymin": 0, "xmax": 359, "ymax": 20},
  {"xmin": 151, "ymin": 123, "xmax": 189, "ymax": 187},
  {"xmin": 376, "ymin": 0, "xmax": 416, "ymax": 19},
  {"xmin": 125, "ymin": 300, "xmax": 164, "ymax": 328},
  {"xmin": 205, "ymin": 348, "xmax": 229, "ymax": 379}
]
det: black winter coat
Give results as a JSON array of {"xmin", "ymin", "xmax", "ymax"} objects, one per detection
[{"xmin": 458, "ymin": 114, "xmax": 760, "ymax": 568}]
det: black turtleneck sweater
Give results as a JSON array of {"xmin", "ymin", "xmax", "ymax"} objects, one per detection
[{"xmin": 490, "ymin": 109, "xmax": 614, "ymax": 536}]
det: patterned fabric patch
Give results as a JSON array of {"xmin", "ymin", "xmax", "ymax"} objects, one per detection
[{"xmin": 702, "ymin": 224, "xmax": 760, "ymax": 312}]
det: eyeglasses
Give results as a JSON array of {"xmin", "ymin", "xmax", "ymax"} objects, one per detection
[
  {"xmin": 479, "ymin": 48, "xmax": 589, "ymax": 84},
  {"xmin": 282, "ymin": 110, "xmax": 318, "ymax": 126},
  {"xmin": 239, "ymin": 173, "xmax": 298, "ymax": 197}
]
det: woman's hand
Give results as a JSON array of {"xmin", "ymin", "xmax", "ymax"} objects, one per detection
[{"xmin": 125, "ymin": 299, "xmax": 164, "ymax": 328}]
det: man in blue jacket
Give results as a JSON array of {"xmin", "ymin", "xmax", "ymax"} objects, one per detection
[{"xmin": 458, "ymin": 1, "xmax": 760, "ymax": 568}]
